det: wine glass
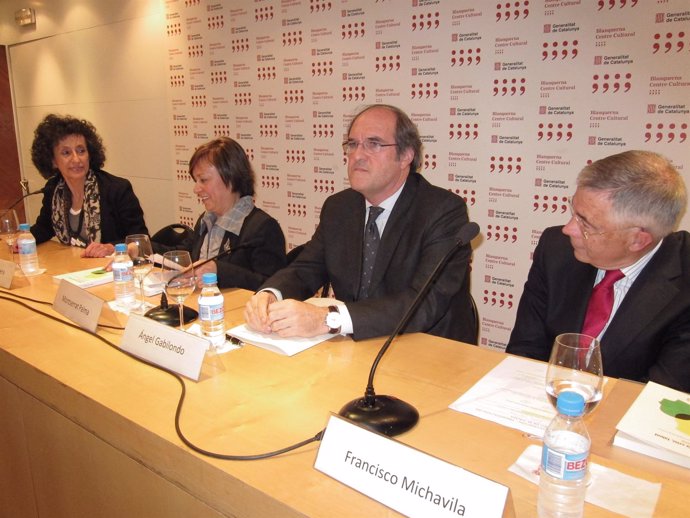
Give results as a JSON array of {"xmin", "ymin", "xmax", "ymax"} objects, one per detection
[
  {"xmin": 545, "ymin": 333, "xmax": 604, "ymax": 415},
  {"xmin": 0, "ymin": 209, "xmax": 19, "ymax": 263},
  {"xmin": 161, "ymin": 250, "xmax": 196, "ymax": 330},
  {"xmin": 125, "ymin": 234, "xmax": 153, "ymax": 313}
]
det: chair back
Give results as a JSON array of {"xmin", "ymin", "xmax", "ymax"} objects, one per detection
[{"xmin": 151, "ymin": 224, "xmax": 193, "ymax": 248}]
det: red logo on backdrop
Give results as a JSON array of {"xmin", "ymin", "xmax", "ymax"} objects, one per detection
[
  {"xmin": 342, "ymin": 22, "xmax": 365, "ymax": 38},
  {"xmin": 592, "ymin": 72, "xmax": 632, "ymax": 93},
  {"xmin": 644, "ymin": 122, "xmax": 688, "ymax": 143},
  {"xmin": 451, "ymin": 48, "xmax": 481, "ymax": 66},
  {"xmin": 255, "ymin": 6, "xmax": 274, "ymax": 21},
  {"xmin": 539, "ymin": 105, "xmax": 547, "ymax": 114},
  {"xmin": 533, "ymin": 195, "xmax": 568, "ymax": 214},
  {"xmin": 588, "ymin": 136, "xmax": 597, "ymax": 145},
  {"xmin": 496, "ymin": 2, "xmax": 530, "ymax": 22},
  {"xmin": 235, "ymin": 92, "xmax": 252, "ymax": 106},
  {"xmin": 213, "ymin": 124, "xmax": 230, "ymax": 137},
  {"xmin": 449, "ymin": 123, "xmax": 479, "ymax": 140},
  {"xmin": 188, "ymin": 44, "xmax": 204, "ymax": 58},
  {"xmin": 412, "ymin": 12, "xmax": 440, "ymax": 31},
  {"xmin": 167, "ymin": 23, "xmax": 182, "ymax": 37},
  {"xmin": 208, "ymin": 15, "xmax": 224, "ymax": 30},
  {"xmin": 423, "ymin": 153, "xmax": 437, "ymax": 170},
  {"xmin": 483, "ymin": 289, "xmax": 515, "ymax": 309},
  {"xmin": 312, "ymin": 60, "xmax": 333, "ymax": 76},
  {"xmin": 647, "ymin": 104, "xmax": 656, "ymax": 114},
  {"xmin": 655, "ymin": 13, "xmax": 665, "ymax": 23},
  {"xmin": 542, "ymin": 39, "xmax": 578, "ymax": 60},
  {"xmin": 283, "ymin": 31, "xmax": 303, "ymax": 46},
  {"xmin": 244, "ymin": 148, "xmax": 255, "ymax": 161},
  {"xmin": 653, "ymin": 32, "xmax": 687, "ymax": 53},
  {"xmin": 261, "ymin": 175, "xmax": 280, "ymax": 189},
  {"xmin": 286, "ymin": 150, "xmax": 306, "ymax": 163},
  {"xmin": 493, "ymin": 77, "xmax": 526, "ymax": 96},
  {"xmin": 284, "ymin": 89, "xmax": 305, "ymax": 103},
  {"xmin": 486, "ymin": 224, "xmax": 518, "ymax": 243},
  {"xmin": 593, "ymin": 55, "xmax": 602, "ymax": 65},
  {"xmin": 287, "ymin": 203, "xmax": 307, "ymax": 217},
  {"xmin": 210, "ymin": 71, "xmax": 227, "ymax": 84},
  {"xmin": 170, "ymin": 74, "xmax": 185, "ymax": 87},
  {"xmin": 449, "ymin": 188, "xmax": 477, "ymax": 206},
  {"xmin": 259, "ymin": 124, "xmax": 279, "ymax": 138},
  {"xmin": 537, "ymin": 122, "xmax": 573, "ymax": 142},
  {"xmin": 597, "ymin": 0, "xmax": 639, "ymax": 10},
  {"xmin": 314, "ymin": 179, "xmax": 336, "ymax": 194},
  {"xmin": 257, "ymin": 66, "xmax": 277, "ymax": 80},
  {"xmin": 313, "ymin": 123, "xmax": 335, "ymax": 138},
  {"xmin": 311, "ymin": 0, "xmax": 331, "ymax": 13},
  {"xmin": 342, "ymin": 86, "xmax": 366, "ymax": 102},
  {"xmin": 191, "ymin": 95, "xmax": 207, "ymax": 108},
  {"xmin": 231, "ymin": 38, "xmax": 249, "ymax": 52},
  {"xmin": 490, "ymin": 156, "xmax": 522, "ymax": 174},
  {"xmin": 411, "ymin": 82, "xmax": 439, "ymax": 99},
  {"xmin": 375, "ymin": 55, "xmax": 401, "ymax": 72},
  {"xmin": 173, "ymin": 125, "xmax": 189, "ymax": 137}
]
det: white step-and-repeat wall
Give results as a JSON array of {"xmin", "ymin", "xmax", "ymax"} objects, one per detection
[{"xmin": 163, "ymin": 0, "xmax": 690, "ymax": 349}]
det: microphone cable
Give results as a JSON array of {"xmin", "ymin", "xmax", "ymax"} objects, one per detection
[{"xmin": 0, "ymin": 291, "xmax": 324, "ymax": 460}]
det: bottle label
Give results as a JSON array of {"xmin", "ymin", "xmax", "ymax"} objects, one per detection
[
  {"xmin": 19, "ymin": 241, "xmax": 36, "ymax": 255},
  {"xmin": 112, "ymin": 264, "xmax": 133, "ymax": 282},
  {"xmin": 199, "ymin": 295, "xmax": 224, "ymax": 321},
  {"xmin": 541, "ymin": 444, "xmax": 588, "ymax": 481}
]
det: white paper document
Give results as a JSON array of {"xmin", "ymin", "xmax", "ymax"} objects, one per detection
[
  {"xmin": 227, "ymin": 323, "xmax": 332, "ymax": 356},
  {"xmin": 449, "ymin": 356, "xmax": 557, "ymax": 437}
]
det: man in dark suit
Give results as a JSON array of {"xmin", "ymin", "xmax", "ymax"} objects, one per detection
[
  {"xmin": 244, "ymin": 104, "xmax": 476, "ymax": 343},
  {"xmin": 507, "ymin": 150, "xmax": 690, "ymax": 392}
]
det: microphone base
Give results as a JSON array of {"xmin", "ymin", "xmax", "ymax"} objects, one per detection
[
  {"xmin": 339, "ymin": 395, "xmax": 419, "ymax": 437},
  {"xmin": 144, "ymin": 304, "xmax": 198, "ymax": 327}
]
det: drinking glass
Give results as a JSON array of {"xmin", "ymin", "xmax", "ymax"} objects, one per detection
[
  {"xmin": 545, "ymin": 333, "xmax": 604, "ymax": 415},
  {"xmin": 125, "ymin": 234, "xmax": 153, "ymax": 312},
  {"xmin": 0, "ymin": 209, "xmax": 19, "ymax": 263},
  {"xmin": 161, "ymin": 250, "xmax": 195, "ymax": 330}
]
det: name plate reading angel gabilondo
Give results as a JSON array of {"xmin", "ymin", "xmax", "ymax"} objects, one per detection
[
  {"xmin": 121, "ymin": 314, "xmax": 209, "ymax": 381},
  {"xmin": 315, "ymin": 415, "xmax": 514, "ymax": 518}
]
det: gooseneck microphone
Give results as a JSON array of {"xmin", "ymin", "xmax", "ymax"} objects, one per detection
[
  {"xmin": 339, "ymin": 221, "xmax": 481, "ymax": 436},
  {"xmin": 1, "ymin": 187, "xmax": 45, "ymax": 219}
]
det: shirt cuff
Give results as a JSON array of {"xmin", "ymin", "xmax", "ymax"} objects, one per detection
[{"xmin": 337, "ymin": 303, "xmax": 354, "ymax": 335}]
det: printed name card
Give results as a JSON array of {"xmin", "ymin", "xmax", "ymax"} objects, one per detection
[
  {"xmin": 315, "ymin": 415, "xmax": 514, "ymax": 518},
  {"xmin": 0, "ymin": 258, "xmax": 16, "ymax": 288},
  {"xmin": 53, "ymin": 279, "xmax": 104, "ymax": 333},
  {"xmin": 120, "ymin": 314, "xmax": 209, "ymax": 381}
]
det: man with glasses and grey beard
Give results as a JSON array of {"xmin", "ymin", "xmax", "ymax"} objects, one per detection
[
  {"xmin": 245, "ymin": 104, "xmax": 476, "ymax": 343},
  {"xmin": 507, "ymin": 150, "xmax": 690, "ymax": 392}
]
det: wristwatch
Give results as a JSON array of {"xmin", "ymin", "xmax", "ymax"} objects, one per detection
[{"xmin": 325, "ymin": 305, "xmax": 342, "ymax": 334}]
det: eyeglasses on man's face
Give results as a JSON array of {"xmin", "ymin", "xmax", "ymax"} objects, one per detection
[
  {"xmin": 567, "ymin": 198, "xmax": 639, "ymax": 240},
  {"xmin": 342, "ymin": 138, "xmax": 398, "ymax": 155}
]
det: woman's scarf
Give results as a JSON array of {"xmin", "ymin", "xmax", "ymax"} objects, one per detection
[{"xmin": 51, "ymin": 169, "xmax": 102, "ymax": 247}]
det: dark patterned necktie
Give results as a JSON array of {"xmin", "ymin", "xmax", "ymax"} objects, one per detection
[
  {"xmin": 581, "ymin": 269, "xmax": 624, "ymax": 338},
  {"xmin": 358, "ymin": 206, "xmax": 384, "ymax": 299}
]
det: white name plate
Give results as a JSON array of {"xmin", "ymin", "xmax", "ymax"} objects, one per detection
[
  {"xmin": 0, "ymin": 258, "xmax": 16, "ymax": 288},
  {"xmin": 53, "ymin": 279, "xmax": 104, "ymax": 333},
  {"xmin": 315, "ymin": 415, "xmax": 514, "ymax": 518},
  {"xmin": 121, "ymin": 314, "xmax": 208, "ymax": 381}
]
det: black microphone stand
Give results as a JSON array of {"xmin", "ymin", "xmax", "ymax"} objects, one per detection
[{"xmin": 339, "ymin": 222, "xmax": 480, "ymax": 437}]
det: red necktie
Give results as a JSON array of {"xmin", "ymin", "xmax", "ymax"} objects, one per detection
[{"xmin": 581, "ymin": 269, "xmax": 625, "ymax": 338}]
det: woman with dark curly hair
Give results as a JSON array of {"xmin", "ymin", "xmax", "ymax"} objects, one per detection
[
  {"xmin": 154, "ymin": 137, "xmax": 286, "ymax": 290},
  {"xmin": 30, "ymin": 114, "xmax": 148, "ymax": 257}
]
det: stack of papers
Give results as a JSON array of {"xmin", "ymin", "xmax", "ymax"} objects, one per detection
[
  {"xmin": 53, "ymin": 267, "xmax": 113, "ymax": 288},
  {"xmin": 227, "ymin": 323, "xmax": 332, "ymax": 356}
]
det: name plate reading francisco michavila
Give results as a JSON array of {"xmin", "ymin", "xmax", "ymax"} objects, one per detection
[
  {"xmin": 315, "ymin": 415, "xmax": 514, "ymax": 518},
  {"xmin": 53, "ymin": 279, "xmax": 104, "ymax": 333},
  {"xmin": 121, "ymin": 314, "xmax": 208, "ymax": 381}
]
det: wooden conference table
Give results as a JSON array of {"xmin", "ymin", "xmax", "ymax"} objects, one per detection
[{"xmin": 0, "ymin": 241, "xmax": 688, "ymax": 518}]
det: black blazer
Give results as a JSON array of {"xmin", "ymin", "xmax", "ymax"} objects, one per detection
[
  {"xmin": 261, "ymin": 173, "xmax": 476, "ymax": 343},
  {"xmin": 507, "ymin": 226, "xmax": 690, "ymax": 392},
  {"xmin": 160, "ymin": 207, "xmax": 287, "ymax": 292},
  {"xmin": 31, "ymin": 169, "xmax": 148, "ymax": 245}
]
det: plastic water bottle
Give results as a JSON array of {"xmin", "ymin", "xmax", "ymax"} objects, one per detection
[
  {"xmin": 17, "ymin": 223, "xmax": 39, "ymax": 275},
  {"xmin": 112, "ymin": 243, "xmax": 136, "ymax": 309},
  {"xmin": 538, "ymin": 391, "xmax": 590, "ymax": 518},
  {"xmin": 198, "ymin": 272, "xmax": 225, "ymax": 348}
]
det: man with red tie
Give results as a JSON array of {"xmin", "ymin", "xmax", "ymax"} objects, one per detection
[{"xmin": 507, "ymin": 150, "xmax": 690, "ymax": 392}]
